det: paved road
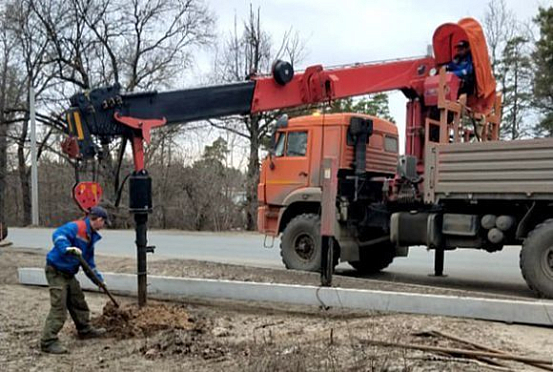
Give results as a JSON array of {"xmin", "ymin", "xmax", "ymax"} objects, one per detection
[{"xmin": 7, "ymin": 227, "xmax": 533, "ymax": 298}]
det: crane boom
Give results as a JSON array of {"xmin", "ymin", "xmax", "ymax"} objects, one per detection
[{"xmin": 65, "ymin": 56, "xmax": 435, "ymax": 160}]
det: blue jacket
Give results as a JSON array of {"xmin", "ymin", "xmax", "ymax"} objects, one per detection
[
  {"xmin": 46, "ymin": 218, "xmax": 104, "ymax": 282},
  {"xmin": 447, "ymin": 53, "xmax": 474, "ymax": 79}
]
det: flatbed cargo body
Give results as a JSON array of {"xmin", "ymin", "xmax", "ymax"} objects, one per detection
[{"xmin": 424, "ymin": 138, "xmax": 553, "ymax": 203}]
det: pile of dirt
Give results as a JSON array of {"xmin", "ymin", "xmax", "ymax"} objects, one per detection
[
  {"xmin": 93, "ymin": 301, "xmax": 197, "ymax": 339},
  {"xmin": 93, "ymin": 301, "xmax": 228, "ymax": 360}
]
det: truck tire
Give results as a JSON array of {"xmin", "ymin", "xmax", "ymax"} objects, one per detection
[
  {"xmin": 348, "ymin": 241, "xmax": 395, "ymax": 274},
  {"xmin": 520, "ymin": 219, "xmax": 553, "ymax": 299},
  {"xmin": 280, "ymin": 214, "xmax": 336, "ymax": 272}
]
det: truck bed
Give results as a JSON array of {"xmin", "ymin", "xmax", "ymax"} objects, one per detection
[{"xmin": 424, "ymin": 138, "xmax": 553, "ymax": 203}]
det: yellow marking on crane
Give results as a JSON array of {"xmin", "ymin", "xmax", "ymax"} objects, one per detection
[{"xmin": 74, "ymin": 111, "xmax": 84, "ymax": 140}]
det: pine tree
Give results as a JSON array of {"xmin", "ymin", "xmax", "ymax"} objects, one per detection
[
  {"xmin": 500, "ymin": 36, "xmax": 533, "ymax": 139},
  {"xmin": 326, "ymin": 93, "xmax": 395, "ymax": 123},
  {"xmin": 532, "ymin": 7, "xmax": 553, "ymax": 135}
]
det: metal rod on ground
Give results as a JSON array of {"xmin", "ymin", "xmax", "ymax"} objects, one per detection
[
  {"xmin": 429, "ymin": 330, "xmax": 553, "ymax": 372},
  {"xmin": 421, "ymin": 331, "xmax": 512, "ymax": 369},
  {"xmin": 76, "ymin": 255, "xmax": 120, "ymax": 308},
  {"xmin": 361, "ymin": 339, "xmax": 553, "ymax": 365}
]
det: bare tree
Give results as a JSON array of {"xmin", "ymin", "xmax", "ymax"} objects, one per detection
[
  {"xmin": 0, "ymin": 0, "xmax": 56, "ymax": 225},
  {"xmin": 0, "ymin": 15, "xmax": 20, "ymax": 227},
  {"xmin": 483, "ymin": 0, "xmax": 534, "ymax": 140},
  {"xmin": 484, "ymin": 0, "xmax": 516, "ymax": 78},
  {"xmin": 26, "ymin": 0, "xmax": 214, "ymax": 222},
  {"xmin": 210, "ymin": 5, "xmax": 307, "ymax": 230},
  {"xmin": 8, "ymin": 1, "xmax": 56, "ymax": 225}
]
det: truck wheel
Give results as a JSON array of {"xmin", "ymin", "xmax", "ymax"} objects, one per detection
[
  {"xmin": 348, "ymin": 241, "xmax": 395, "ymax": 274},
  {"xmin": 520, "ymin": 219, "xmax": 553, "ymax": 298},
  {"xmin": 280, "ymin": 214, "xmax": 334, "ymax": 272}
]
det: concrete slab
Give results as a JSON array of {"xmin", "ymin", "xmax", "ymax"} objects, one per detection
[
  {"xmin": 0, "ymin": 239, "xmax": 13, "ymax": 247},
  {"xmin": 19, "ymin": 268, "xmax": 553, "ymax": 326}
]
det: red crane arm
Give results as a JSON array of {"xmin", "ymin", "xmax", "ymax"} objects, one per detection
[{"xmin": 250, "ymin": 56, "xmax": 435, "ymax": 113}]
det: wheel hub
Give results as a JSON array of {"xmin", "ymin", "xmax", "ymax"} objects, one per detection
[
  {"xmin": 543, "ymin": 247, "xmax": 553, "ymax": 278},
  {"xmin": 294, "ymin": 233, "xmax": 315, "ymax": 260}
]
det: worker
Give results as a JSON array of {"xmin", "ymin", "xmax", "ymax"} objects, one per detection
[
  {"xmin": 40, "ymin": 206, "xmax": 110, "ymax": 354},
  {"xmin": 447, "ymin": 40, "xmax": 475, "ymax": 94}
]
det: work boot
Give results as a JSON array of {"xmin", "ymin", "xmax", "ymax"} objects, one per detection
[
  {"xmin": 78, "ymin": 326, "xmax": 106, "ymax": 339},
  {"xmin": 41, "ymin": 341, "xmax": 68, "ymax": 354}
]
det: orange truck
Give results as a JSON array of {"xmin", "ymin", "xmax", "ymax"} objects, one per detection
[
  {"xmin": 257, "ymin": 113, "xmax": 399, "ymax": 273},
  {"xmin": 255, "ymin": 18, "xmax": 553, "ymax": 299},
  {"xmin": 65, "ymin": 17, "xmax": 553, "ymax": 299}
]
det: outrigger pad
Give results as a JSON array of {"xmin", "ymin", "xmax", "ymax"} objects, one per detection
[{"xmin": 73, "ymin": 182, "xmax": 103, "ymax": 211}]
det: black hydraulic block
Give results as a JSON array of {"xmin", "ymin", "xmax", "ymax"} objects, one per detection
[
  {"xmin": 129, "ymin": 171, "xmax": 152, "ymax": 213},
  {"xmin": 347, "ymin": 117, "xmax": 373, "ymax": 175}
]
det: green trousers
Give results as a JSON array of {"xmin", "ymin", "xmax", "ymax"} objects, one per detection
[{"xmin": 40, "ymin": 265, "xmax": 91, "ymax": 347}]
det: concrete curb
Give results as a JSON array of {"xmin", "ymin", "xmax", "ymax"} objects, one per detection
[{"xmin": 18, "ymin": 267, "xmax": 553, "ymax": 326}]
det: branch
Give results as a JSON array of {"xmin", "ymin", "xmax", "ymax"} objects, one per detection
[
  {"xmin": 206, "ymin": 119, "xmax": 250, "ymax": 139},
  {"xmin": 36, "ymin": 127, "xmax": 54, "ymax": 161}
]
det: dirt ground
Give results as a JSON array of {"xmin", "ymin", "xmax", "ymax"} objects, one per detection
[{"xmin": 1, "ymin": 246, "xmax": 553, "ymax": 371}]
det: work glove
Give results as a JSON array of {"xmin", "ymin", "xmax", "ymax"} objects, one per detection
[{"xmin": 66, "ymin": 247, "xmax": 82, "ymax": 256}]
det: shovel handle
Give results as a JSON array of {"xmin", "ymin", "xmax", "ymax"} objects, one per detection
[
  {"xmin": 77, "ymin": 255, "xmax": 120, "ymax": 308},
  {"xmin": 99, "ymin": 282, "xmax": 120, "ymax": 308}
]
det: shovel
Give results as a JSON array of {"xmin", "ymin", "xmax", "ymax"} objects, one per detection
[{"xmin": 75, "ymin": 254, "xmax": 120, "ymax": 308}]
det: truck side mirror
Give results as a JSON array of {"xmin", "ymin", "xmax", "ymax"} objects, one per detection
[
  {"xmin": 268, "ymin": 114, "xmax": 288, "ymax": 170},
  {"xmin": 269, "ymin": 114, "xmax": 289, "ymax": 152}
]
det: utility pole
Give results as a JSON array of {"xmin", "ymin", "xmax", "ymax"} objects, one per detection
[{"xmin": 30, "ymin": 87, "xmax": 39, "ymax": 226}]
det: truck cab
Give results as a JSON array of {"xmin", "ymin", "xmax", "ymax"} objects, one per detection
[{"xmin": 258, "ymin": 113, "xmax": 398, "ymax": 271}]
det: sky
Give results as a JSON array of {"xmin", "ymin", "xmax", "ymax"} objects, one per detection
[{"xmin": 186, "ymin": 0, "xmax": 549, "ymax": 157}]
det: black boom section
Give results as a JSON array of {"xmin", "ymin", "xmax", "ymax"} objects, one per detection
[
  {"xmin": 121, "ymin": 82, "xmax": 256, "ymax": 125},
  {"xmin": 69, "ymin": 81, "xmax": 256, "ymax": 137}
]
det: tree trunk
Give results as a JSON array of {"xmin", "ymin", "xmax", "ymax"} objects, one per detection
[
  {"xmin": 17, "ymin": 117, "xmax": 31, "ymax": 226},
  {"xmin": 245, "ymin": 115, "xmax": 260, "ymax": 231},
  {"xmin": 512, "ymin": 56, "xmax": 519, "ymax": 140},
  {"xmin": 0, "ymin": 49, "xmax": 8, "ymax": 225},
  {"xmin": 0, "ymin": 120, "xmax": 6, "ymax": 225}
]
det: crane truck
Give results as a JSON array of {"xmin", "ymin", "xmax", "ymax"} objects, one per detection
[{"xmin": 61, "ymin": 17, "xmax": 553, "ymax": 301}]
